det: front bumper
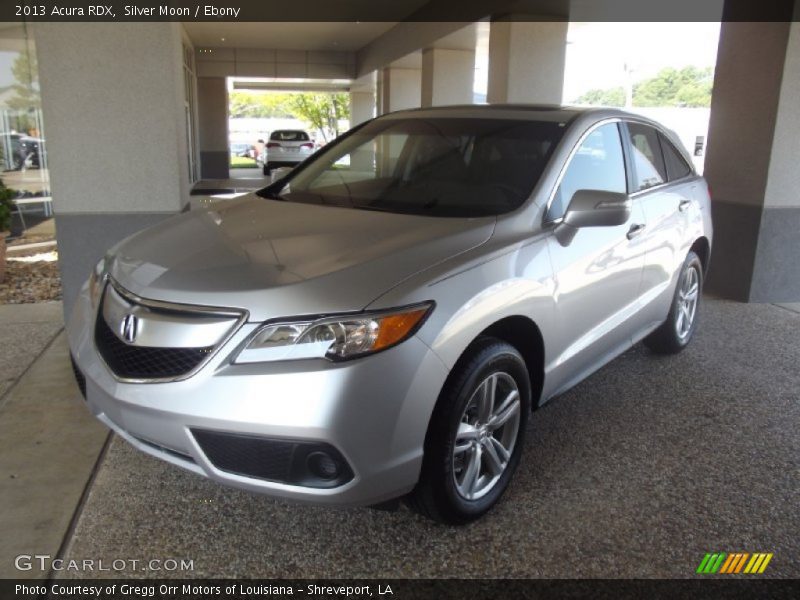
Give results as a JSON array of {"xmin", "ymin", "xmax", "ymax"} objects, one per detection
[{"xmin": 68, "ymin": 284, "xmax": 449, "ymax": 506}]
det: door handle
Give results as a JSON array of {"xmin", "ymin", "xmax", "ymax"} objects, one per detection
[
  {"xmin": 627, "ymin": 223, "xmax": 646, "ymax": 240},
  {"xmin": 679, "ymin": 199, "xmax": 691, "ymax": 212}
]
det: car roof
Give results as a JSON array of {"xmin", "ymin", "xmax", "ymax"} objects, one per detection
[{"xmin": 379, "ymin": 104, "xmax": 653, "ymax": 126}]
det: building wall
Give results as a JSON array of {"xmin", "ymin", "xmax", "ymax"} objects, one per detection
[
  {"xmin": 34, "ymin": 22, "xmax": 193, "ymax": 316},
  {"xmin": 196, "ymin": 48, "xmax": 356, "ymax": 79}
]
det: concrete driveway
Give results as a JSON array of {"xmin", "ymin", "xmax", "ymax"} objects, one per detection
[{"xmin": 52, "ymin": 297, "xmax": 799, "ymax": 579}]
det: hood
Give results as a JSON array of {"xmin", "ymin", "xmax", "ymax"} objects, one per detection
[{"xmin": 108, "ymin": 194, "xmax": 495, "ymax": 321}]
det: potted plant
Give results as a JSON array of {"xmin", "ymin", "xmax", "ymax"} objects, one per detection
[{"xmin": 0, "ymin": 178, "xmax": 16, "ymax": 284}]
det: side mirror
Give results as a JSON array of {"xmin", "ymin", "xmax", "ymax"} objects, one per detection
[
  {"xmin": 555, "ymin": 190, "xmax": 631, "ymax": 246},
  {"xmin": 562, "ymin": 189, "xmax": 631, "ymax": 228},
  {"xmin": 270, "ymin": 166, "xmax": 294, "ymax": 183}
]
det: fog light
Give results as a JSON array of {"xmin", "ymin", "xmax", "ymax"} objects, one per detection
[{"xmin": 307, "ymin": 451, "xmax": 340, "ymax": 480}]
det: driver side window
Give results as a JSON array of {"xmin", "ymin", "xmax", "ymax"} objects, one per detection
[{"xmin": 548, "ymin": 123, "xmax": 627, "ymax": 221}]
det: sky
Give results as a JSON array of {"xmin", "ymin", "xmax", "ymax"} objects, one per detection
[
  {"xmin": 473, "ymin": 22, "xmax": 721, "ymax": 101},
  {"xmin": 562, "ymin": 22, "xmax": 721, "ymax": 102}
]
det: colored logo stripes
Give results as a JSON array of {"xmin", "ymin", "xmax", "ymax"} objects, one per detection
[{"xmin": 696, "ymin": 552, "xmax": 773, "ymax": 574}]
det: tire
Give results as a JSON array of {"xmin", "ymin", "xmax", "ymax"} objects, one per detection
[
  {"xmin": 644, "ymin": 250, "xmax": 703, "ymax": 355},
  {"xmin": 262, "ymin": 164, "xmax": 271, "ymax": 176},
  {"xmin": 408, "ymin": 337, "xmax": 530, "ymax": 524}
]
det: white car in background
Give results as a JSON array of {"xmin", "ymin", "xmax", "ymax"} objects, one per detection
[{"xmin": 263, "ymin": 130, "xmax": 315, "ymax": 175}]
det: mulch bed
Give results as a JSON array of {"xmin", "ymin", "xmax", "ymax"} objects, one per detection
[{"xmin": 0, "ymin": 259, "xmax": 62, "ymax": 304}]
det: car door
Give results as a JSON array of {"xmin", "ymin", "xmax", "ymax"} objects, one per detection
[
  {"xmin": 622, "ymin": 122, "xmax": 694, "ymax": 333},
  {"xmin": 544, "ymin": 121, "xmax": 647, "ymax": 396}
]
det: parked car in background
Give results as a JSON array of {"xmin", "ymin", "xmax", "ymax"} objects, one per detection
[
  {"xmin": 69, "ymin": 106, "xmax": 712, "ymax": 524},
  {"xmin": 0, "ymin": 132, "xmax": 46, "ymax": 171},
  {"xmin": 229, "ymin": 142, "xmax": 253, "ymax": 159},
  {"xmin": 263, "ymin": 130, "xmax": 315, "ymax": 175}
]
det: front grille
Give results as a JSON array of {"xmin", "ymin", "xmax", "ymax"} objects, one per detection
[
  {"xmin": 94, "ymin": 314, "xmax": 212, "ymax": 380},
  {"xmin": 192, "ymin": 429, "xmax": 354, "ymax": 488},
  {"xmin": 69, "ymin": 354, "xmax": 87, "ymax": 399}
]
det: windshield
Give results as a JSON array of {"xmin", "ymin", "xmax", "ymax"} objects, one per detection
[{"xmin": 263, "ymin": 117, "xmax": 566, "ymax": 217}]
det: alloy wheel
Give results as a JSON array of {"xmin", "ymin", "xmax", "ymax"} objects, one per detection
[
  {"xmin": 452, "ymin": 372, "xmax": 521, "ymax": 500},
  {"xmin": 675, "ymin": 265, "xmax": 699, "ymax": 341}
]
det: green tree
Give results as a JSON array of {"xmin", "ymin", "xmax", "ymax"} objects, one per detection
[
  {"xmin": 4, "ymin": 48, "xmax": 41, "ymax": 134},
  {"xmin": 572, "ymin": 66, "xmax": 713, "ymax": 108},
  {"xmin": 283, "ymin": 93, "xmax": 350, "ymax": 141},
  {"xmin": 7, "ymin": 48, "xmax": 40, "ymax": 112},
  {"xmin": 575, "ymin": 86, "xmax": 626, "ymax": 107},
  {"xmin": 228, "ymin": 91, "xmax": 351, "ymax": 140},
  {"xmin": 228, "ymin": 91, "xmax": 294, "ymax": 119},
  {"xmin": 633, "ymin": 66, "xmax": 713, "ymax": 107}
]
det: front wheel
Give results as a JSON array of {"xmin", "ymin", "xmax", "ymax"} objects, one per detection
[
  {"xmin": 408, "ymin": 338, "xmax": 530, "ymax": 524},
  {"xmin": 644, "ymin": 250, "xmax": 703, "ymax": 354}
]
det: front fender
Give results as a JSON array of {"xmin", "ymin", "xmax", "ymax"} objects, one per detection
[{"xmin": 370, "ymin": 237, "xmax": 557, "ymax": 374}]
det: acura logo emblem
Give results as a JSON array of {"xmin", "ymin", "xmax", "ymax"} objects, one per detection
[{"xmin": 121, "ymin": 314, "xmax": 139, "ymax": 344}]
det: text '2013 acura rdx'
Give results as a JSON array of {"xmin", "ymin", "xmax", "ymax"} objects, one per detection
[{"xmin": 68, "ymin": 106, "xmax": 712, "ymax": 524}]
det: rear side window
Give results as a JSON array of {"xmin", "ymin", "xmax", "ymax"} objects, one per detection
[
  {"xmin": 626, "ymin": 123, "xmax": 667, "ymax": 191},
  {"xmin": 270, "ymin": 130, "xmax": 310, "ymax": 141},
  {"xmin": 548, "ymin": 122, "xmax": 627, "ymax": 221},
  {"xmin": 659, "ymin": 133, "xmax": 692, "ymax": 181}
]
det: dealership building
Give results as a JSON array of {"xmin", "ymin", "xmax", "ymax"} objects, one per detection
[{"xmin": 0, "ymin": 0, "xmax": 799, "ymax": 316}]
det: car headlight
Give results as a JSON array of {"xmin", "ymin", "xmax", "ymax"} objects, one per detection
[
  {"xmin": 235, "ymin": 303, "xmax": 434, "ymax": 363},
  {"xmin": 88, "ymin": 257, "xmax": 108, "ymax": 308}
]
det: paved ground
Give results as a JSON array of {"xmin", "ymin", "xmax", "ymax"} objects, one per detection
[
  {"xmin": 57, "ymin": 297, "xmax": 798, "ymax": 579},
  {"xmin": 0, "ymin": 303, "xmax": 108, "ymax": 579},
  {"xmin": 0, "ymin": 303, "xmax": 63, "ymax": 400}
]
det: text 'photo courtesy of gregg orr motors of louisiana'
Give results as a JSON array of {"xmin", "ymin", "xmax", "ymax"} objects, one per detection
[{"xmin": 0, "ymin": 1, "xmax": 798, "ymax": 599}]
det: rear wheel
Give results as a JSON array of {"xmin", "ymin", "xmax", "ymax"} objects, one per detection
[
  {"xmin": 409, "ymin": 338, "xmax": 530, "ymax": 524},
  {"xmin": 644, "ymin": 250, "xmax": 703, "ymax": 354}
]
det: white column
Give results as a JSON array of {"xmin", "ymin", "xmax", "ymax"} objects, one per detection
[
  {"xmin": 349, "ymin": 91, "xmax": 375, "ymax": 126},
  {"xmin": 197, "ymin": 77, "xmax": 229, "ymax": 179},
  {"xmin": 704, "ymin": 19, "xmax": 800, "ymax": 302},
  {"xmin": 487, "ymin": 20, "xmax": 567, "ymax": 104},
  {"xmin": 34, "ymin": 22, "xmax": 191, "ymax": 316},
  {"xmin": 421, "ymin": 47, "xmax": 476, "ymax": 107},
  {"xmin": 348, "ymin": 90, "xmax": 376, "ymax": 173},
  {"xmin": 378, "ymin": 67, "xmax": 421, "ymax": 114}
]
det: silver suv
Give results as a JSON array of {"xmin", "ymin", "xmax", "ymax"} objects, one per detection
[{"xmin": 68, "ymin": 106, "xmax": 712, "ymax": 524}]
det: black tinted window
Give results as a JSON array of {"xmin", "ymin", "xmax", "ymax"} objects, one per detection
[
  {"xmin": 270, "ymin": 130, "xmax": 310, "ymax": 141},
  {"xmin": 659, "ymin": 133, "xmax": 692, "ymax": 181},
  {"xmin": 268, "ymin": 118, "xmax": 565, "ymax": 218},
  {"xmin": 548, "ymin": 123, "xmax": 627, "ymax": 221},
  {"xmin": 627, "ymin": 123, "xmax": 667, "ymax": 191}
]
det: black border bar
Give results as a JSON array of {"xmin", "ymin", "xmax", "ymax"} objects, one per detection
[
  {"xmin": 3, "ymin": 579, "xmax": 800, "ymax": 600},
  {"xmin": 2, "ymin": 0, "xmax": 799, "ymax": 22}
]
